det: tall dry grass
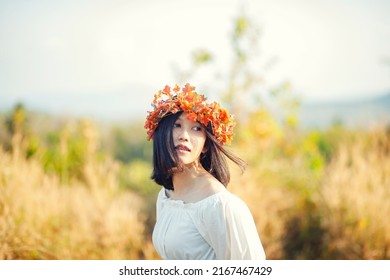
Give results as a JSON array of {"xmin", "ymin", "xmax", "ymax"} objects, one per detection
[
  {"xmin": 1, "ymin": 113, "xmax": 389, "ymax": 259},
  {"xmin": 318, "ymin": 125, "xmax": 390, "ymax": 259},
  {"xmin": 0, "ymin": 125, "xmax": 158, "ymax": 260},
  {"xmin": 230, "ymin": 121, "xmax": 390, "ymax": 259}
]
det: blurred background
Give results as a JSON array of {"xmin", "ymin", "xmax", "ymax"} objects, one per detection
[{"xmin": 1, "ymin": 0, "xmax": 389, "ymax": 259}]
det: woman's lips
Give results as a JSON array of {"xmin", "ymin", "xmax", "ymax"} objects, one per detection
[{"xmin": 175, "ymin": 144, "xmax": 191, "ymax": 152}]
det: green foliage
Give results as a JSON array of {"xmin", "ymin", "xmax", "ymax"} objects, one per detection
[
  {"xmin": 25, "ymin": 135, "xmax": 40, "ymax": 159},
  {"xmin": 192, "ymin": 49, "xmax": 213, "ymax": 65},
  {"xmin": 301, "ymin": 131, "xmax": 326, "ymax": 173},
  {"xmin": 231, "ymin": 17, "xmax": 251, "ymax": 62},
  {"xmin": 282, "ymin": 202, "xmax": 326, "ymax": 260},
  {"xmin": 38, "ymin": 120, "xmax": 105, "ymax": 184},
  {"xmin": 234, "ymin": 17, "xmax": 249, "ymax": 38},
  {"xmin": 117, "ymin": 160, "xmax": 158, "ymax": 197},
  {"xmin": 173, "ymin": 48, "xmax": 213, "ymax": 83},
  {"xmin": 117, "ymin": 160, "xmax": 160, "ymax": 237},
  {"xmin": 5, "ymin": 103, "xmax": 27, "ymax": 135},
  {"xmin": 1, "ymin": 103, "xmax": 41, "ymax": 159},
  {"xmin": 41, "ymin": 126, "xmax": 83, "ymax": 182},
  {"xmin": 111, "ymin": 123, "xmax": 152, "ymax": 163}
]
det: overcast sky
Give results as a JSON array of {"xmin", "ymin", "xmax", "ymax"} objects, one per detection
[{"xmin": 1, "ymin": 0, "xmax": 389, "ymax": 120}]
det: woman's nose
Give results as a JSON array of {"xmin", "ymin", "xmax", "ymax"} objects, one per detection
[{"xmin": 178, "ymin": 128, "xmax": 189, "ymax": 141}]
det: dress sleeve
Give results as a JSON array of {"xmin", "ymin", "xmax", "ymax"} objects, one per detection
[
  {"xmin": 199, "ymin": 192, "xmax": 266, "ymax": 260},
  {"xmin": 155, "ymin": 188, "xmax": 166, "ymax": 220}
]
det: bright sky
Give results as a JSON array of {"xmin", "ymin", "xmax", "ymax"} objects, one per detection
[{"xmin": 1, "ymin": 0, "xmax": 390, "ymax": 119}]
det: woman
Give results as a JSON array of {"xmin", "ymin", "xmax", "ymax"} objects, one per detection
[{"xmin": 144, "ymin": 83, "xmax": 266, "ymax": 260}]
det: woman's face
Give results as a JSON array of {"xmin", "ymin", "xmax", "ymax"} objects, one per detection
[{"xmin": 172, "ymin": 112, "xmax": 207, "ymax": 166}]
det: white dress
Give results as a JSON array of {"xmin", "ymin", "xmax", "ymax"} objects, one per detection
[{"xmin": 152, "ymin": 187, "xmax": 266, "ymax": 260}]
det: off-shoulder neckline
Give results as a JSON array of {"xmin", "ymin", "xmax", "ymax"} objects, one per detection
[{"xmin": 162, "ymin": 188, "xmax": 228, "ymax": 206}]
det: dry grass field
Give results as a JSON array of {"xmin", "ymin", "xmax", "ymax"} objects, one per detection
[{"xmin": 1, "ymin": 113, "xmax": 389, "ymax": 259}]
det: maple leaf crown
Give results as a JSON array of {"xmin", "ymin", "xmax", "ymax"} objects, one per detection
[{"xmin": 144, "ymin": 83, "xmax": 235, "ymax": 145}]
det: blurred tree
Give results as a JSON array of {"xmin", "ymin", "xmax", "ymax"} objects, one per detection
[
  {"xmin": 3, "ymin": 103, "xmax": 39, "ymax": 159},
  {"xmin": 5, "ymin": 103, "xmax": 26, "ymax": 158},
  {"xmin": 40, "ymin": 120, "xmax": 107, "ymax": 184},
  {"xmin": 5, "ymin": 103, "xmax": 26, "ymax": 136},
  {"xmin": 173, "ymin": 48, "xmax": 214, "ymax": 84},
  {"xmin": 173, "ymin": 11, "xmax": 300, "ymax": 132},
  {"xmin": 171, "ymin": 10, "xmax": 342, "ymax": 260},
  {"xmin": 109, "ymin": 121, "xmax": 153, "ymax": 163}
]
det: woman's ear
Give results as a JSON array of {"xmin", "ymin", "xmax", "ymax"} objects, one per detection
[{"xmin": 202, "ymin": 147, "xmax": 208, "ymax": 154}]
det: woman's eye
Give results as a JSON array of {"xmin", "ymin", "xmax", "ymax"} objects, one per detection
[
  {"xmin": 193, "ymin": 126, "xmax": 202, "ymax": 131},
  {"xmin": 173, "ymin": 123, "xmax": 181, "ymax": 128}
]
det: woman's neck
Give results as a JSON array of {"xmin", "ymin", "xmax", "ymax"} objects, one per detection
[
  {"xmin": 169, "ymin": 163, "xmax": 225, "ymax": 203},
  {"xmin": 172, "ymin": 163, "xmax": 208, "ymax": 194}
]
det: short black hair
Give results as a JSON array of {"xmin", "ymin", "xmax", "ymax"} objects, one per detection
[{"xmin": 151, "ymin": 111, "xmax": 246, "ymax": 190}]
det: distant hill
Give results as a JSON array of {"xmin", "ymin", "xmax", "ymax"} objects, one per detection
[
  {"xmin": 0, "ymin": 84, "xmax": 154, "ymax": 123},
  {"xmin": 2, "ymin": 90, "xmax": 389, "ymax": 130},
  {"xmin": 299, "ymin": 93, "xmax": 390, "ymax": 129}
]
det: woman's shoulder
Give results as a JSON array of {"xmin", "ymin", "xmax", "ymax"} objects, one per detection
[
  {"xmin": 206, "ymin": 186, "xmax": 253, "ymax": 217},
  {"xmin": 199, "ymin": 173, "xmax": 226, "ymax": 196},
  {"xmin": 215, "ymin": 188, "xmax": 248, "ymax": 207},
  {"xmin": 156, "ymin": 177, "xmax": 248, "ymax": 211},
  {"xmin": 199, "ymin": 188, "xmax": 255, "ymax": 228},
  {"xmin": 157, "ymin": 187, "xmax": 167, "ymax": 199}
]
